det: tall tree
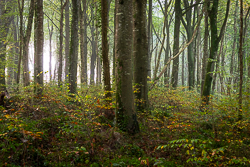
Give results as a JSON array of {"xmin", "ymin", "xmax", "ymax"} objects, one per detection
[
  {"xmin": 227, "ymin": 1, "xmax": 238, "ymax": 96},
  {"xmin": 34, "ymin": 0, "xmax": 44, "ymax": 95},
  {"xmin": 238, "ymin": 0, "xmax": 243, "ymax": 120},
  {"xmin": 115, "ymin": 0, "xmax": 139, "ymax": 134},
  {"xmin": 22, "ymin": 0, "xmax": 35, "ymax": 87},
  {"xmin": 80, "ymin": 0, "xmax": 88, "ymax": 85},
  {"xmin": 47, "ymin": 18, "xmax": 53, "ymax": 81},
  {"xmin": 69, "ymin": 0, "xmax": 79, "ymax": 94},
  {"xmin": 0, "ymin": 0, "xmax": 14, "ymax": 91},
  {"xmin": 181, "ymin": 0, "xmax": 199, "ymax": 89},
  {"xmin": 201, "ymin": 0, "xmax": 209, "ymax": 94},
  {"xmin": 133, "ymin": 0, "xmax": 148, "ymax": 112},
  {"xmin": 90, "ymin": 4, "xmax": 97, "ymax": 84},
  {"xmin": 58, "ymin": 0, "xmax": 68, "ymax": 86},
  {"xmin": 202, "ymin": 0, "xmax": 230, "ymax": 105},
  {"xmin": 101, "ymin": 0, "xmax": 112, "ymax": 103},
  {"xmin": 65, "ymin": 0, "xmax": 70, "ymax": 82},
  {"xmin": 171, "ymin": 0, "xmax": 181, "ymax": 88},
  {"xmin": 148, "ymin": 0, "xmax": 152, "ymax": 80}
]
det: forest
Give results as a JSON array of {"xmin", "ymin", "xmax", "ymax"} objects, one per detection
[{"xmin": 0, "ymin": 0, "xmax": 250, "ymax": 166}]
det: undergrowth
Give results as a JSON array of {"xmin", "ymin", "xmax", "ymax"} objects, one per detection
[{"xmin": 0, "ymin": 84, "xmax": 250, "ymax": 166}]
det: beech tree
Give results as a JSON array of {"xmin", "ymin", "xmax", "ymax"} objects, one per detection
[
  {"xmin": 115, "ymin": 0, "xmax": 139, "ymax": 134},
  {"xmin": 34, "ymin": 0, "xmax": 44, "ymax": 95},
  {"xmin": 69, "ymin": 0, "xmax": 79, "ymax": 94},
  {"xmin": 133, "ymin": 0, "xmax": 148, "ymax": 112}
]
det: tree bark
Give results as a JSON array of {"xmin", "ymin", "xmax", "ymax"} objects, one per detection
[
  {"xmin": 80, "ymin": 0, "xmax": 88, "ymax": 85},
  {"xmin": 65, "ymin": 1, "xmax": 70, "ymax": 82},
  {"xmin": 171, "ymin": 0, "xmax": 181, "ymax": 88},
  {"xmin": 69, "ymin": 0, "xmax": 79, "ymax": 94},
  {"xmin": 34, "ymin": 0, "xmax": 44, "ymax": 95},
  {"xmin": 115, "ymin": 0, "xmax": 139, "ymax": 134},
  {"xmin": 58, "ymin": 0, "xmax": 68, "ymax": 86},
  {"xmin": 238, "ymin": 0, "xmax": 243, "ymax": 120},
  {"xmin": 133, "ymin": 0, "xmax": 148, "ymax": 112},
  {"xmin": 101, "ymin": 0, "xmax": 112, "ymax": 103}
]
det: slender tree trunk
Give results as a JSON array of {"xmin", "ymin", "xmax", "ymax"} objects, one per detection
[
  {"xmin": 238, "ymin": 0, "xmax": 243, "ymax": 120},
  {"xmin": 17, "ymin": 0, "xmax": 24, "ymax": 89},
  {"xmin": 58, "ymin": 0, "xmax": 68, "ymax": 86},
  {"xmin": 148, "ymin": 0, "xmax": 152, "ymax": 80},
  {"xmin": 47, "ymin": 18, "xmax": 53, "ymax": 81},
  {"xmin": 90, "ymin": 6, "xmax": 97, "ymax": 84},
  {"xmin": 133, "ymin": 0, "xmax": 148, "ymax": 112},
  {"xmin": 65, "ymin": 1, "xmax": 70, "ymax": 82},
  {"xmin": 80, "ymin": 0, "xmax": 88, "ymax": 85},
  {"xmin": 22, "ymin": 0, "xmax": 35, "ymax": 87},
  {"xmin": 101, "ymin": 0, "xmax": 112, "ymax": 103},
  {"xmin": 34, "ymin": 0, "xmax": 44, "ymax": 95},
  {"xmin": 115, "ymin": 0, "xmax": 139, "ymax": 134},
  {"xmin": 171, "ymin": 0, "xmax": 181, "ymax": 88},
  {"xmin": 69, "ymin": 0, "xmax": 79, "ymax": 94},
  {"xmin": 227, "ymin": 1, "xmax": 238, "ymax": 96},
  {"xmin": 182, "ymin": 35, "xmax": 185, "ymax": 86},
  {"xmin": 13, "ymin": 17, "xmax": 19, "ymax": 83},
  {"xmin": 201, "ymin": 0, "xmax": 209, "ymax": 94}
]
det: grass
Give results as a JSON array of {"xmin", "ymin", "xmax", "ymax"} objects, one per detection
[{"xmin": 0, "ymin": 83, "xmax": 250, "ymax": 166}]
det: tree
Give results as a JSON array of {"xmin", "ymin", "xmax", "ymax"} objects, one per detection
[
  {"xmin": 238, "ymin": 0, "xmax": 243, "ymax": 120},
  {"xmin": 201, "ymin": 0, "xmax": 209, "ymax": 94},
  {"xmin": 65, "ymin": 1, "xmax": 70, "ymax": 82},
  {"xmin": 69, "ymin": 0, "xmax": 79, "ymax": 94},
  {"xmin": 133, "ymin": 0, "xmax": 148, "ymax": 112},
  {"xmin": 115, "ymin": 0, "xmax": 139, "ymax": 134},
  {"xmin": 80, "ymin": 0, "xmax": 88, "ymax": 85},
  {"xmin": 47, "ymin": 17, "xmax": 53, "ymax": 81},
  {"xmin": 90, "ymin": 4, "xmax": 97, "ymax": 84},
  {"xmin": 148, "ymin": 0, "xmax": 152, "ymax": 80},
  {"xmin": 101, "ymin": 0, "xmax": 112, "ymax": 103},
  {"xmin": 181, "ymin": 0, "xmax": 199, "ymax": 89},
  {"xmin": 0, "ymin": 0, "xmax": 14, "ymax": 91},
  {"xmin": 22, "ymin": 0, "xmax": 35, "ymax": 87},
  {"xmin": 34, "ymin": 0, "xmax": 44, "ymax": 95},
  {"xmin": 58, "ymin": 0, "xmax": 68, "ymax": 86},
  {"xmin": 171, "ymin": 0, "xmax": 181, "ymax": 88},
  {"xmin": 202, "ymin": 0, "xmax": 230, "ymax": 105}
]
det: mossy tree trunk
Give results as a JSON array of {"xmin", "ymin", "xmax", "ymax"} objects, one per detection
[
  {"xmin": 115, "ymin": 0, "xmax": 139, "ymax": 134},
  {"xmin": 202, "ymin": 0, "xmax": 230, "ymax": 105}
]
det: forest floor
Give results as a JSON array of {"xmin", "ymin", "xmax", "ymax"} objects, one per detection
[{"xmin": 1, "ymin": 84, "xmax": 250, "ymax": 167}]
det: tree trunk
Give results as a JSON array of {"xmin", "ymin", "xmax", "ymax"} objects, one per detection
[
  {"xmin": 133, "ymin": 0, "xmax": 148, "ymax": 112},
  {"xmin": 115, "ymin": 0, "xmax": 139, "ymax": 134},
  {"xmin": 201, "ymin": 0, "xmax": 209, "ymax": 94},
  {"xmin": 58, "ymin": 0, "xmax": 68, "ymax": 86},
  {"xmin": 202, "ymin": 0, "xmax": 230, "ymax": 105},
  {"xmin": 0, "ymin": 0, "xmax": 14, "ymax": 91},
  {"xmin": 65, "ymin": 1, "xmax": 70, "ymax": 82},
  {"xmin": 101, "ymin": 0, "xmax": 112, "ymax": 103},
  {"xmin": 148, "ymin": 0, "xmax": 152, "ymax": 80},
  {"xmin": 47, "ymin": 18, "xmax": 53, "ymax": 81},
  {"xmin": 171, "ymin": 0, "xmax": 181, "ymax": 88},
  {"xmin": 227, "ymin": 1, "xmax": 238, "ymax": 96},
  {"xmin": 69, "ymin": 0, "xmax": 79, "ymax": 94},
  {"xmin": 90, "ymin": 6, "xmax": 97, "ymax": 84},
  {"xmin": 80, "ymin": 0, "xmax": 87, "ymax": 85},
  {"xmin": 34, "ymin": 0, "xmax": 43, "ymax": 95},
  {"xmin": 238, "ymin": 0, "xmax": 243, "ymax": 120}
]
